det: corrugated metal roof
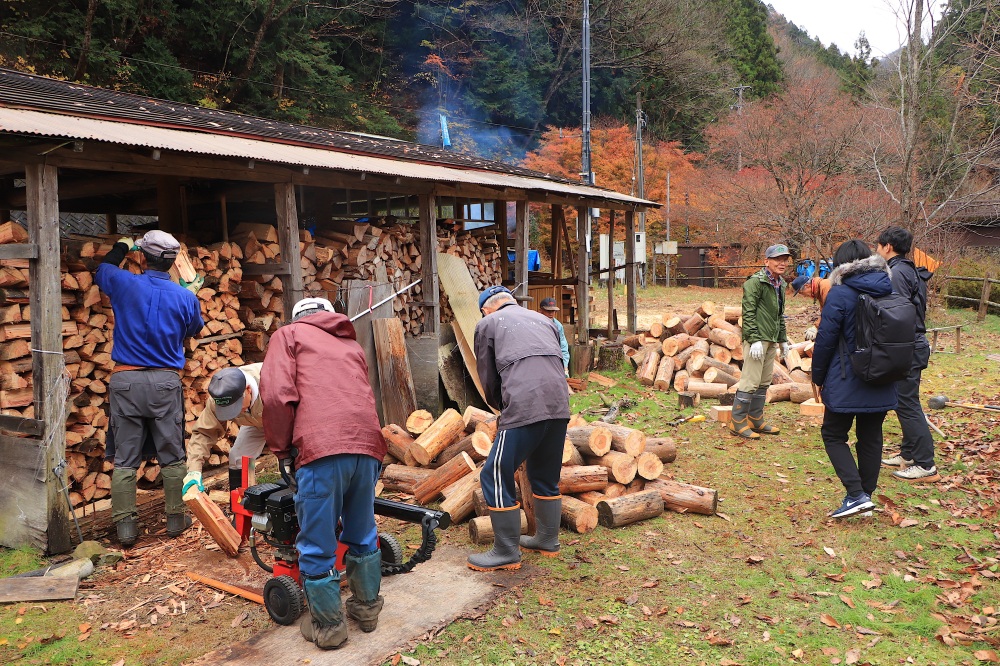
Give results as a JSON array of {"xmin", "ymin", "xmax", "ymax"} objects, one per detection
[
  {"xmin": 0, "ymin": 69, "xmax": 658, "ymax": 207},
  {"xmin": 0, "ymin": 107, "xmax": 655, "ymax": 207}
]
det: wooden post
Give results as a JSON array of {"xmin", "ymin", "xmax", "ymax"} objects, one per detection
[
  {"xmin": 552, "ymin": 205, "xmax": 564, "ymax": 280},
  {"xmin": 607, "ymin": 210, "xmax": 615, "ymax": 338},
  {"xmin": 26, "ymin": 163, "xmax": 70, "ymax": 554},
  {"xmin": 625, "ymin": 209, "xmax": 636, "ymax": 333},
  {"xmin": 514, "ymin": 199, "xmax": 529, "ymax": 303},
  {"xmin": 419, "ymin": 194, "xmax": 440, "ymax": 334},
  {"xmin": 156, "ymin": 176, "xmax": 182, "ymax": 233},
  {"xmin": 495, "ymin": 200, "xmax": 509, "ymax": 283},
  {"xmin": 219, "ymin": 194, "xmax": 229, "ymax": 243},
  {"xmin": 105, "ymin": 212, "xmax": 117, "ymax": 235},
  {"xmin": 978, "ymin": 272, "xmax": 993, "ymax": 322},
  {"xmin": 274, "ymin": 182, "xmax": 304, "ymax": 320},
  {"xmin": 576, "ymin": 205, "xmax": 589, "ymax": 344}
]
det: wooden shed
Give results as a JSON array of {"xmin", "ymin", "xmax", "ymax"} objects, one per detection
[{"xmin": 0, "ymin": 68, "xmax": 655, "ymax": 553}]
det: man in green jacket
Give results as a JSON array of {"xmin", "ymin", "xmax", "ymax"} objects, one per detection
[{"xmin": 731, "ymin": 244, "xmax": 791, "ymax": 439}]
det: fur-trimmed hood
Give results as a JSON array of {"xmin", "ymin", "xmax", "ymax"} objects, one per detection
[{"xmin": 829, "ymin": 254, "xmax": 891, "ymax": 286}]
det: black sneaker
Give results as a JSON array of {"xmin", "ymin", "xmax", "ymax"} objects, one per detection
[{"xmin": 830, "ymin": 493, "xmax": 874, "ymax": 519}]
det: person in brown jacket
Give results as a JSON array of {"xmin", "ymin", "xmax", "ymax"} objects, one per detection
[
  {"xmin": 261, "ymin": 297, "xmax": 387, "ymax": 651},
  {"xmin": 183, "ymin": 363, "xmax": 265, "ymax": 498}
]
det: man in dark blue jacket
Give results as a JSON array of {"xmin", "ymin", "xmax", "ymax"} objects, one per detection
[
  {"xmin": 468, "ymin": 286, "xmax": 570, "ymax": 571},
  {"xmin": 876, "ymin": 227, "xmax": 939, "ymax": 482},
  {"xmin": 96, "ymin": 230, "xmax": 204, "ymax": 546},
  {"xmin": 813, "ymin": 242, "xmax": 898, "ymax": 518}
]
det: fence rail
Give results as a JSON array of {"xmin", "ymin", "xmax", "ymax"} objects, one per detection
[{"xmin": 942, "ymin": 274, "xmax": 999, "ymax": 321}]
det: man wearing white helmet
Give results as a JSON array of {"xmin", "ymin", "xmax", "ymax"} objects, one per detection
[{"xmin": 261, "ymin": 296, "xmax": 387, "ymax": 650}]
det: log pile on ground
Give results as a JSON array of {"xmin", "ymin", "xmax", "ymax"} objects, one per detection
[
  {"xmin": 620, "ymin": 300, "xmax": 815, "ymax": 407},
  {"xmin": 0, "ymin": 215, "xmax": 501, "ymax": 515},
  {"xmin": 379, "ymin": 405, "xmax": 718, "ymax": 539}
]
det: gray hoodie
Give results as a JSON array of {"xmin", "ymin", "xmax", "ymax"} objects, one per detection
[{"xmin": 474, "ymin": 302, "xmax": 570, "ymax": 430}]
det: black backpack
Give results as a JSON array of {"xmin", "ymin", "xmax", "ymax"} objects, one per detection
[{"xmin": 845, "ymin": 292, "xmax": 916, "ymax": 385}]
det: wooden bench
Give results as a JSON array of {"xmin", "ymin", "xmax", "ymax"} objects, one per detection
[{"xmin": 928, "ymin": 325, "xmax": 962, "ymax": 354}]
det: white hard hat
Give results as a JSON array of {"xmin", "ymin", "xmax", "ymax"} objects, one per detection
[{"xmin": 291, "ymin": 297, "xmax": 335, "ymax": 319}]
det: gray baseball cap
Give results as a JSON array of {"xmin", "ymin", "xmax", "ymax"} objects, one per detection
[
  {"xmin": 136, "ymin": 230, "xmax": 180, "ymax": 259},
  {"xmin": 765, "ymin": 244, "xmax": 791, "ymax": 259},
  {"xmin": 208, "ymin": 367, "xmax": 247, "ymax": 421}
]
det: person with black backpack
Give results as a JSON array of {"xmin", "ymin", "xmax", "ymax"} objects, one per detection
[
  {"xmin": 812, "ymin": 240, "xmax": 899, "ymax": 518},
  {"xmin": 876, "ymin": 227, "xmax": 940, "ymax": 482}
]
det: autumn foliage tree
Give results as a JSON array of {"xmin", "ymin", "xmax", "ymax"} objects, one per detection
[{"xmin": 522, "ymin": 121, "xmax": 703, "ymax": 265}]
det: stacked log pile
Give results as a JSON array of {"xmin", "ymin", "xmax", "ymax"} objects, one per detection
[
  {"xmin": 231, "ymin": 219, "xmax": 502, "ymax": 347},
  {"xmin": 621, "ymin": 300, "xmax": 815, "ymax": 406},
  {"xmin": 379, "ymin": 406, "xmax": 718, "ymax": 539}
]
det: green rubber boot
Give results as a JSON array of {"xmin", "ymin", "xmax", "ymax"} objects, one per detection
[
  {"xmin": 345, "ymin": 550, "xmax": 384, "ymax": 632},
  {"xmin": 111, "ymin": 467, "xmax": 138, "ymax": 547},
  {"xmin": 161, "ymin": 461, "xmax": 191, "ymax": 537},
  {"xmin": 519, "ymin": 496, "xmax": 562, "ymax": 557},
  {"xmin": 467, "ymin": 507, "xmax": 522, "ymax": 571},
  {"xmin": 301, "ymin": 573, "xmax": 348, "ymax": 649}
]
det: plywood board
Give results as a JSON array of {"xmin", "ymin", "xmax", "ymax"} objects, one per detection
[
  {"xmin": 0, "ymin": 576, "xmax": 78, "ymax": 603},
  {"xmin": 372, "ymin": 318, "xmax": 418, "ymax": 428},
  {"xmin": 435, "ymin": 253, "xmax": 490, "ymax": 406},
  {"xmin": 405, "ymin": 334, "xmax": 443, "ymax": 415},
  {"xmin": 346, "ymin": 264, "xmax": 394, "ymax": 425},
  {"xmin": 187, "ymin": 545, "xmax": 533, "ymax": 666},
  {"xmin": 0, "ymin": 435, "xmax": 47, "ymax": 550}
]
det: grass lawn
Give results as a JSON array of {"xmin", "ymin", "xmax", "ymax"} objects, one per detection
[{"xmin": 2, "ymin": 286, "xmax": 998, "ymax": 665}]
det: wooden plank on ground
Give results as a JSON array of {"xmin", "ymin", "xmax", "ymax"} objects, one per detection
[
  {"xmin": 0, "ymin": 577, "xmax": 78, "ymax": 603},
  {"xmin": 372, "ymin": 318, "xmax": 418, "ymax": 428}
]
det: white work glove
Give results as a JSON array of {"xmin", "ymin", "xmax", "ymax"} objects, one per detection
[
  {"xmin": 804, "ymin": 326, "xmax": 817, "ymax": 341},
  {"xmin": 182, "ymin": 470, "xmax": 203, "ymax": 494},
  {"xmin": 749, "ymin": 341, "xmax": 764, "ymax": 361},
  {"xmin": 564, "ymin": 368, "xmax": 570, "ymax": 378},
  {"xmin": 116, "ymin": 237, "xmax": 135, "ymax": 250},
  {"xmin": 780, "ymin": 342, "xmax": 790, "ymax": 360}
]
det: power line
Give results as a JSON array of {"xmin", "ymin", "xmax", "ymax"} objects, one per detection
[{"xmin": 0, "ymin": 30, "xmax": 558, "ymax": 137}]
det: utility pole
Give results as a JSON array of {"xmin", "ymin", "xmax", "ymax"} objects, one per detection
[
  {"xmin": 635, "ymin": 92, "xmax": 646, "ymax": 287},
  {"xmin": 581, "ymin": 0, "xmax": 592, "ymax": 187},
  {"xmin": 665, "ymin": 171, "xmax": 671, "ymax": 288},
  {"xmin": 732, "ymin": 84, "xmax": 751, "ymax": 172}
]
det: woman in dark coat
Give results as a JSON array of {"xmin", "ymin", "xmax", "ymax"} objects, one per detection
[{"xmin": 812, "ymin": 240, "xmax": 898, "ymax": 518}]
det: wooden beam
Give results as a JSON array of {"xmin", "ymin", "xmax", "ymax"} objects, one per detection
[
  {"xmin": 514, "ymin": 200, "xmax": 529, "ymax": 302},
  {"xmin": 274, "ymin": 183, "xmax": 304, "ymax": 320},
  {"xmin": 607, "ymin": 210, "xmax": 615, "ymax": 338},
  {"xmin": 241, "ymin": 262, "xmax": 290, "ymax": 276},
  {"xmin": 419, "ymin": 194, "xmax": 440, "ymax": 334},
  {"xmin": 495, "ymin": 200, "xmax": 509, "ymax": 284},
  {"xmin": 576, "ymin": 206, "xmax": 590, "ymax": 344},
  {"xmin": 625, "ymin": 210, "xmax": 637, "ymax": 333},
  {"xmin": 25, "ymin": 163, "xmax": 71, "ymax": 554},
  {"xmin": 0, "ymin": 413, "xmax": 44, "ymax": 436},
  {"xmin": 0, "ymin": 244, "xmax": 38, "ymax": 260}
]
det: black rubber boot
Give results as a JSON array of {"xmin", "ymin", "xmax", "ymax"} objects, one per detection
[
  {"xmin": 467, "ymin": 507, "xmax": 522, "ymax": 571},
  {"xmin": 345, "ymin": 550, "xmax": 384, "ymax": 632},
  {"xmin": 728, "ymin": 390, "xmax": 760, "ymax": 439},
  {"xmin": 111, "ymin": 467, "xmax": 138, "ymax": 547},
  {"xmin": 748, "ymin": 387, "xmax": 780, "ymax": 435},
  {"xmin": 115, "ymin": 517, "xmax": 138, "ymax": 548},
  {"xmin": 520, "ymin": 496, "xmax": 562, "ymax": 557}
]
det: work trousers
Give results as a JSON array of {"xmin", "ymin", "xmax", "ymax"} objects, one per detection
[
  {"xmin": 736, "ymin": 341, "xmax": 777, "ymax": 393},
  {"xmin": 108, "ymin": 369, "xmax": 185, "ymax": 469},
  {"xmin": 822, "ymin": 410, "xmax": 887, "ymax": 497},
  {"xmin": 893, "ymin": 340, "xmax": 934, "ymax": 467},
  {"xmin": 295, "ymin": 454, "xmax": 381, "ymax": 577},
  {"xmin": 480, "ymin": 419, "xmax": 569, "ymax": 509},
  {"xmin": 228, "ymin": 425, "xmax": 266, "ymax": 470}
]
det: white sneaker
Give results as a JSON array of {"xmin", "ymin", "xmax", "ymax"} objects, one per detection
[
  {"xmin": 881, "ymin": 454, "xmax": 914, "ymax": 468},
  {"xmin": 892, "ymin": 465, "xmax": 941, "ymax": 482}
]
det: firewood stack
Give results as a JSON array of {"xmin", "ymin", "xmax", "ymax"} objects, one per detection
[
  {"xmin": 379, "ymin": 405, "xmax": 717, "ymax": 539},
  {"xmin": 620, "ymin": 300, "xmax": 815, "ymax": 407}
]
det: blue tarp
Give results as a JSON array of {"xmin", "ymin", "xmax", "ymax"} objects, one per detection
[{"xmin": 507, "ymin": 249, "xmax": 541, "ymax": 272}]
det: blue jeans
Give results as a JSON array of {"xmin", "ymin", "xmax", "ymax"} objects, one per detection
[
  {"xmin": 295, "ymin": 454, "xmax": 380, "ymax": 577},
  {"xmin": 480, "ymin": 419, "xmax": 568, "ymax": 509}
]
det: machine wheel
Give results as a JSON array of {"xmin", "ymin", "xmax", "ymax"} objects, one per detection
[
  {"xmin": 263, "ymin": 575, "xmax": 304, "ymax": 626},
  {"xmin": 378, "ymin": 532, "xmax": 404, "ymax": 565}
]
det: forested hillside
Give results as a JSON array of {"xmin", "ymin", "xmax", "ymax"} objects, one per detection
[{"xmin": 0, "ymin": 0, "xmax": 786, "ymax": 156}]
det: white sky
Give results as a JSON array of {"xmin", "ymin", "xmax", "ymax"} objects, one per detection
[{"xmin": 766, "ymin": 0, "xmax": 935, "ymax": 58}]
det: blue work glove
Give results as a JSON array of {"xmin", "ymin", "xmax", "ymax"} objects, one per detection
[
  {"xmin": 749, "ymin": 341, "xmax": 764, "ymax": 361},
  {"xmin": 182, "ymin": 470, "xmax": 204, "ymax": 494}
]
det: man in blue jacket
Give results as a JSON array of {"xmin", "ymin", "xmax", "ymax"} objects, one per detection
[
  {"xmin": 96, "ymin": 230, "xmax": 204, "ymax": 547},
  {"xmin": 876, "ymin": 227, "xmax": 939, "ymax": 482}
]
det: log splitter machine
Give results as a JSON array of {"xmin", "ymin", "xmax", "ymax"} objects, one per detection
[{"xmin": 230, "ymin": 454, "xmax": 450, "ymax": 625}]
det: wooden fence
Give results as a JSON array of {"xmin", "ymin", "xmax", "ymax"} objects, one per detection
[{"xmin": 942, "ymin": 273, "xmax": 1000, "ymax": 321}]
